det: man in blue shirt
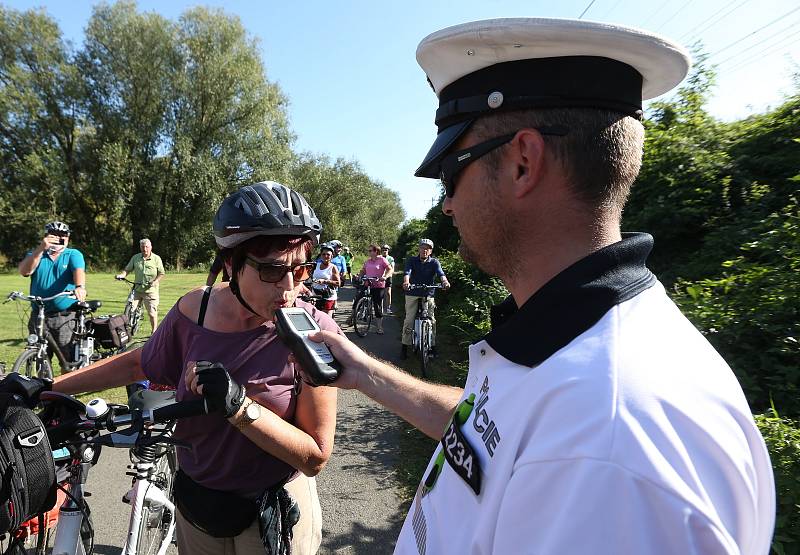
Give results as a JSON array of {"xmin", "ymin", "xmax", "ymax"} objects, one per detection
[
  {"xmin": 401, "ymin": 238, "xmax": 449, "ymax": 359},
  {"xmin": 18, "ymin": 221, "xmax": 87, "ymax": 369},
  {"xmin": 330, "ymin": 240, "xmax": 347, "ymax": 277}
]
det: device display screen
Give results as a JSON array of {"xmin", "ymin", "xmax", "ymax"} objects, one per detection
[{"xmin": 288, "ymin": 313, "xmax": 316, "ymax": 332}]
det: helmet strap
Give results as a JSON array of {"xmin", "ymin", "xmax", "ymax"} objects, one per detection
[{"xmin": 229, "ymin": 277, "xmax": 262, "ymax": 318}]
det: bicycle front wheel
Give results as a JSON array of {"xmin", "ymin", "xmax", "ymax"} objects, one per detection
[
  {"xmin": 11, "ymin": 349, "xmax": 53, "ymax": 380},
  {"xmin": 125, "ymin": 303, "xmax": 143, "ymax": 338},
  {"xmin": 134, "ymin": 449, "xmax": 177, "ymax": 555},
  {"xmin": 420, "ymin": 320, "xmax": 431, "ymax": 378},
  {"xmin": 353, "ymin": 297, "xmax": 372, "ymax": 337}
]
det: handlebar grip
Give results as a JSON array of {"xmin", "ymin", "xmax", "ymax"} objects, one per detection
[{"xmin": 152, "ymin": 398, "xmax": 210, "ymax": 422}]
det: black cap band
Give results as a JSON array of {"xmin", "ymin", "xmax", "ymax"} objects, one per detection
[{"xmin": 435, "ymin": 56, "xmax": 644, "ymax": 130}]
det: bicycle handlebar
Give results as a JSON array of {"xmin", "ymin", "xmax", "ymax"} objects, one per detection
[
  {"xmin": 408, "ymin": 283, "xmax": 444, "ymax": 290},
  {"xmin": 5, "ymin": 290, "xmax": 76, "ymax": 304},
  {"xmin": 115, "ymin": 277, "xmax": 146, "ymax": 287},
  {"xmin": 41, "ymin": 391, "xmax": 211, "ymax": 447}
]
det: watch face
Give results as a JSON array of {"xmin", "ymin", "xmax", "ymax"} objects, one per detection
[{"xmin": 245, "ymin": 402, "xmax": 261, "ymax": 421}]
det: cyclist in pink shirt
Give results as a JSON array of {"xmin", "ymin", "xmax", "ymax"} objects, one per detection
[{"xmin": 357, "ymin": 244, "xmax": 392, "ymax": 334}]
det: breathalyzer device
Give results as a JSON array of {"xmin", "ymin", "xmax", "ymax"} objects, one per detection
[{"xmin": 275, "ymin": 307, "xmax": 340, "ymax": 386}]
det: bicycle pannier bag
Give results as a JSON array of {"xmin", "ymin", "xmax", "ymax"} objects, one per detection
[
  {"xmin": 90, "ymin": 314, "xmax": 130, "ymax": 349},
  {"xmin": 0, "ymin": 393, "xmax": 57, "ymax": 535}
]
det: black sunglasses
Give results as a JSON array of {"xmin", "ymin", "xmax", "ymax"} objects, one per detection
[
  {"xmin": 439, "ymin": 126, "xmax": 568, "ymax": 198},
  {"xmin": 244, "ymin": 257, "xmax": 315, "ymax": 283}
]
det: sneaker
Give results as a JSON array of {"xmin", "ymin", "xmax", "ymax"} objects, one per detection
[
  {"xmin": 401, "ymin": 344, "xmax": 408, "ymax": 359},
  {"xmin": 377, "ymin": 328, "xmax": 385, "ymax": 335},
  {"xmin": 386, "ymin": 307, "xmax": 393, "ymax": 314}
]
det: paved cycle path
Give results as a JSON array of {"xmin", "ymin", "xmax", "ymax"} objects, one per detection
[{"xmin": 85, "ymin": 282, "xmax": 411, "ymax": 554}]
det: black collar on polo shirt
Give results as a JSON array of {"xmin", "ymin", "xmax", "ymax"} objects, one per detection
[{"xmin": 485, "ymin": 232, "xmax": 657, "ymax": 368}]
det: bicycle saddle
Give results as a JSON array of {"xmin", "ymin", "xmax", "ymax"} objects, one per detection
[
  {"xmin": 128, "ymin": 389, "xmax": 178, "ymax": 411},
  {"xmin": 71, "ymin": 300, "xmax": 103, "ymax": 312}
]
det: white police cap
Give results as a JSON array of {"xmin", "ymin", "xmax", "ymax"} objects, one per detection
[{"xmin": 414, "ymin": 18, "xmax": 691, "ymax": 178}]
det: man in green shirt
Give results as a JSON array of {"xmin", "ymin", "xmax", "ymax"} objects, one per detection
[{"xmin": 116, "ymin": 238, "xmax": 165, "ymax": 332}]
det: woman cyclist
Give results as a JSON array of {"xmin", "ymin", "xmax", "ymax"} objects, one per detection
[
  {"xmin": 53, "ymin": 181, "xmax": 338, "ymax": 554},
  {"xmin": 356, "ymin": 244, "xmax": 392, "ymax": 334},
  {"xmin": 311, "ymin": 243, "xmax": 340, "ymax": 316}
]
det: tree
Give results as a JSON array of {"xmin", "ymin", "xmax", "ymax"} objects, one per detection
[{"xmin": 0, "ymin": 7, "xmax": 83, "ymax": 260}]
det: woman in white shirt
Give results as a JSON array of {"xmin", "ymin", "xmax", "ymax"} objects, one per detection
[{"xmin": 312, "ymin": 244, "xmax": 340, "ymax": 316}]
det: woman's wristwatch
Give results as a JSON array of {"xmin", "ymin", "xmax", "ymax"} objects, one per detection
[{"xmin": 233, "ymin": 399, "xmax": 261, "ymax": 431}]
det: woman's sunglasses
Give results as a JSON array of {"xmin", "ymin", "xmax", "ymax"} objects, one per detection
[{"xmin": 244, "ymin": 257, "xmax": 315, "ymax": 283}]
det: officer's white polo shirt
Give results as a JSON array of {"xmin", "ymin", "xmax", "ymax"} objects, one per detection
[{"xmin": 394, "ymin": 233, "xmax": 774, "ymax": 555}]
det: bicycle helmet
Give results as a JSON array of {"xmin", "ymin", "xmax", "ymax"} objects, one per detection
[
  {"xmin": 329, "ymin": 240, "xmax": 342, "ymax": 248},
  {"xmin": 419, "ymin": 238, "xmax": 434, "ymax": 248},
  {"xmin": 213, "ymin": 181, "xmax": 322, "ymax": 248},
  {"xmin": 44, "ymin": 221, "xmax": 70, "ymax": 235},
  {"xmin": 320, "ymin": 243, "xmax": 334, "ymax": 253}
]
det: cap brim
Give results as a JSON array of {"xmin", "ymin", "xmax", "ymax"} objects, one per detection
[{"xmin": 414, "ymin": 119, "xmax": 473, "ymax": 178}]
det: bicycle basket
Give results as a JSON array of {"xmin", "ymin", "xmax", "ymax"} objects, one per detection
[
  {"xmin": 0, "ymin": 393, "xmax": 57, "ymax": 535},
  {"xmin": 90, "ymin": 314, "xmax": 130, "ymax": 349}
]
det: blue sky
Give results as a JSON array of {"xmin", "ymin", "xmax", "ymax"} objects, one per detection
[{"xmin": 5, "ymin": 0, "xmax": 800, "ymax": 220}]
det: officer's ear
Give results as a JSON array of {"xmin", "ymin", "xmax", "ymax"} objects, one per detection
[{"xmin": 508, "ymin": 129, "xmax": 546, "ymax": 199}]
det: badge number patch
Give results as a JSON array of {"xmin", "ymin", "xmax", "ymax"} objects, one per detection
[{"xmin": 440, "ymin": 417, "xmax": 481, "ymax": 495}]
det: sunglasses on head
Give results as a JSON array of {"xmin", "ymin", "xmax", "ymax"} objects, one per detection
[
  {"xmin": 439, "ymin": 126, "xmax": 568, "ymax": 198},
  {"xmin": 244, "ymin": 257, "xmax": 315, "ymax": 283}
]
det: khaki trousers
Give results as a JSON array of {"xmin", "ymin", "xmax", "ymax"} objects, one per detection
[
  {"xmin": 402, "ymin": 295, "xmax": 436, "ymax": 346},
  {"xmin": 176, "ymin": 473, "xmax": 322, "ymax": 555}
]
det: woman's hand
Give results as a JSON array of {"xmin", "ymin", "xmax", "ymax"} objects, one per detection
[{"xmin": 186, "ymin": 360, "xmax": 246, "ymax": 417}]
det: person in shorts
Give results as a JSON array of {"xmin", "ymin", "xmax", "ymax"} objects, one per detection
[
  {"xmin": 116, "ymin": 238, "xmax": 165, "ymax": 333},
  {"xmin": 381, "ymin": 244, "xmax": 395, "ymax": 314}
]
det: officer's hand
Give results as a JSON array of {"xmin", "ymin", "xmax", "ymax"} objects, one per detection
[
  {"xmin": 193, "ymin": 361, "xmax": 245, "ymax": 418},
  {"xmin": 115, "ymin": 274, "xmax": 125, "ymax": 280},
  {"xmin": 74, "ymin": 287, "xmax": 86, "ymax": 302},
  {"xmin": 441, "ymin": 281, "xmax": 450, "ymax": 291},
  {"xmin": 403, "ymin": 282, "xmax": 411, "ymax": 291},
  {"xmin": 297, "ymin": 331, "xmax": 372, "ymax": 391},
  {"xmin": 0, "ymin": 373, "xmax": 53, "ymax": 408}
]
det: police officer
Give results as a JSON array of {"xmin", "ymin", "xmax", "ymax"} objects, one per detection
[{"xmin": 309, "ymin": 18, "xmax": 775, "ymax": 553}]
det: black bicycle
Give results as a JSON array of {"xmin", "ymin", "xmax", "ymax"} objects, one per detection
[
  {"xmin": 5, "ymin": 291, "xmax": 105, "ymax": 379},
  {"xmin": 351, "ymin": 276, "xmax": 384, "ymax": 337}
]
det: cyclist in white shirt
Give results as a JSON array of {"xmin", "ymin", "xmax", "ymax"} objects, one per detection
[{"xmin": 303, "ymin": 18, "xmax": 775, "ymax": 555}]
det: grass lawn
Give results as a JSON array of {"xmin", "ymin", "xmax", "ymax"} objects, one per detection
[{"xmin": 0, "ymin": 271, "xmax": 208, "ymax": 403}]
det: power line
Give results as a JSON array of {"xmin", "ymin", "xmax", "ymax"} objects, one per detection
[
  {"xmin": 655, "ymin": 0, "xmax": 692, "ymax": 33},
  {"xmin": 679, "ymin": 0, "xmax": 750, "ymax": 41},
  {"xmin": 601, "ymin": 0, "xmax": 625, "ymax": 20},
  {"xmin": 578, "ymin": 0, "xmax": 598, "ymax": 20},
  {"xmin": 640, "ymin": 0, "xmax": 671, "ymax": 28},
  {"xmin": 712, "ymin": 5, "xmax": 800, "ymax": 58},
  {"xmin": 726, "ymin": 31, "xmax": 800, "ymax": 73},
  {"xmin": 715, "ymin": 18, "xmax": 800, "ymax": 66}
]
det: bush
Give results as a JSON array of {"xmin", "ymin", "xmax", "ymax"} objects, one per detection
[
  {"xmin": 755, "ymin": 410, "xmax": 800, "ymax": 555},
  {"xmin": 673, "ymin": 195, "xmax": 800, "ymax": 416}
]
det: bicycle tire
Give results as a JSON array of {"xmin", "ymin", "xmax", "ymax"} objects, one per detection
[
  {"xmin": 11, "ymin": 349, "xmax": 53, "ymax": 380},
  {"xmin": 124, "ymin": 303, "xmax": 143, "ymax": 338},
  {"xmin": 420, "ymin": 320, "xmax": 431, "ymax": 378},
  {"xmin": 134, "ymin": 449, "xmax": 177, "ymax": 555},
  {"xmin": 353, "ymin": 297, "xmax": 372, "ymax": 337}
]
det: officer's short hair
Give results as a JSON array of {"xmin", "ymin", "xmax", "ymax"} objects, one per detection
[
  {"xmin": 140, "ymin": 238, "xmax": 151, "ymax": 247},
  {"xmin": 472, "ymin": 108, "xmax": 644, "ymax": 215}
]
